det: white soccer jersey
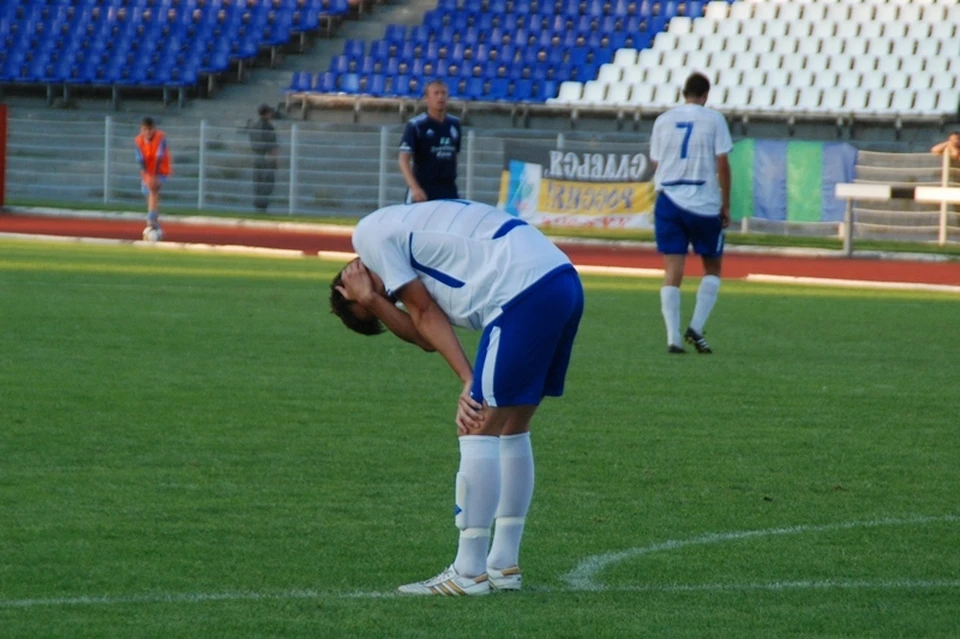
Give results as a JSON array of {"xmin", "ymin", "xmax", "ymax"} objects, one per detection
[
  {"xmin": 649, "ymin": 103, "xmax": 733, "ymax": 216},
  {"xmin": 351, "ymin": 200, "xmax": 572, "ymax": 330}
]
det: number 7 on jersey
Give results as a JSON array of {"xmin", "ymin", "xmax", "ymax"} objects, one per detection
[{"xmin": 675, "ymin": 122, "xmax": 694, "ymax": 159}]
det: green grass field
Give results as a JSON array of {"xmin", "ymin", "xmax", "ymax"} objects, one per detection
[{"xmin": 1, "ymin": 240, "xmax": 958, "ymax": 638}]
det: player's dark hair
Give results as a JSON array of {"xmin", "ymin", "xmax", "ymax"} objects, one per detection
[
  {"xmin": 329, "ymin": 270, "xmax": 385, "ymax": 336},
  {"xmin": 682, "ymin": 73, "xmax": 711, "ymax": 99},
  {"xmin": 141, "ymin": 116, "xmax": 155, "ymax": 128}
]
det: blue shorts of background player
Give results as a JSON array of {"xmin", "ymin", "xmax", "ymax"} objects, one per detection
[
  {"xmin": 141, "ymin": 175, "xmax": 166, "ymax": 195},
  {"xmin": 654, "ymin": 192, "xmax": 724, "ymax": 257}
]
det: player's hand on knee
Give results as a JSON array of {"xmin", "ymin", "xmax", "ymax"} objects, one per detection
[{"xmin": 456, "ymin": 380, "xmax": 483, "ymax": 434}]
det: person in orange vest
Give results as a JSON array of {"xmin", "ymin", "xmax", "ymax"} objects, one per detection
[{"xmin": 135, "ymin": 117, "xmax": 172, "ymax": 240}]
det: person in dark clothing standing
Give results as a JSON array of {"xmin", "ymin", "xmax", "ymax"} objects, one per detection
[
  {"xmin": 249, "ymin": 104, "xmax": 279, "ymax": 212},
  {"xmin": 398, "ymin": 80, "xmax": 462, "ymax": 203}
]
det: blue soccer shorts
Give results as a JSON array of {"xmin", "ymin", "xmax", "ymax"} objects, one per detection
[
  {"xmin": 141, "ymin": 175, "xmax": 166, "ymax": 195},
  {"xmin": 654, "ymin": 192, "xmax": 725, "ymax": 257},
  {"xmin": 470, "ymin": 264, "xmax": 584, "ymax": 408}
]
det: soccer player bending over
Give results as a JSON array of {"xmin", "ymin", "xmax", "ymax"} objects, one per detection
[
  {"xmin": 135, "ymin": 117, "xmax": 171, "ymax": 241},
  {"xmin": 650, "ymin": 72, "xmax": 733, "ymax": 354},
  {"xmin": 330, "ymin": 200, "xmax": 584, "ymax": 596}
]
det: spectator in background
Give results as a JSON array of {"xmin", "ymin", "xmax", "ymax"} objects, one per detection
[
  {"xmin": 398, "ymin": 80, "xmax": 462, "ymax": 203},
  {"xmin": 248, "ymin": 104, "xmax": 279, "ymax": 212},
  {"xmin": 135, "ymin": 117, "xmax": 171, "ymax": 240},
  {"xmin": 930, "ymin": 131, "xmax": 960, "ymax": 162}
]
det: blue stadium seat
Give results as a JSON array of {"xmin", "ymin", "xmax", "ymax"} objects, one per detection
[
  {"xmin": 315, "ymin": 70, "xmax": 336, "ymax": 92},
  {"xmin": 288, "ymin": 70, "xmax": 312, "ymax": 91}
]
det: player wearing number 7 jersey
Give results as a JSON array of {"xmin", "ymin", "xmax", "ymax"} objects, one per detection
[{"xmin": 649, "ymin": 72, "xmax": 733, "ymax": 354}]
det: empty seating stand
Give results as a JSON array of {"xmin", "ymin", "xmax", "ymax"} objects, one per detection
[{"xmin": 0, "ymin": 0, "xmax": 350, "ymax": 107}]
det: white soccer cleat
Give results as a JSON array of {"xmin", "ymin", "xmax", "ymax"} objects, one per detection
[
  {"xmin": 397, "ymin": 565, "xmax": 490, "ymax": 596},
  {"xmin": 488, "ymin": 566, "xmax": 522, "ymax": 592}
]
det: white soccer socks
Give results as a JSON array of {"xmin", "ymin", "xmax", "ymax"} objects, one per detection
[
  {"xmin": 487, "ymin": 432, "xmax": 534, "ymax": 571},
  {"xmin": 453, "ymin": 435, "xmax": 501, "ymax": 579},
  {"xmin": 690, "ymin": 275, "xmax": 721, "ymax": 334},
  {"xmin": 660, "ymin": 286, "xmax": 682, "ymax": 347}
]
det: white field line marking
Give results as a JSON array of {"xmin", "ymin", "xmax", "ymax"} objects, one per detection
[
  {"xmin": 0, "ymin": 232, "xmax": 306, "ymax": 259},
  {"xmin": 745, "ymin": 274, "xmax": 960, "ymax": 295},
  {"xmin": 3, "ymin": 516, "xmax": 958, "ymax": 609},
  {"xmin": 564, "ymin": 514, "xmax": 960, "ymax": 591}
]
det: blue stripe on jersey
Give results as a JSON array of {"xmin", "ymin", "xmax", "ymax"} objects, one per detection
[
  {"xmin": 408, "ymin": 234, "xmax": 466, "ymax": 288},
  {"xmin": 662, "ymin": 179, "xmax": 706, "ymax": 186},
  {"xmin": 492, "ymin": 217, "xmax": 528, "ymax": 239}
]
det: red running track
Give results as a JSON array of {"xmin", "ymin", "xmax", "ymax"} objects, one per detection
[{"xmin": 1, "ymin": 214, "xmax": 959, "ymax": 285}]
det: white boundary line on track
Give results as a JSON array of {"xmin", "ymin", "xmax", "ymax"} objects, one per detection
[
  {"xmin": 2, "ymin": 233, "xmax": 955, "ymax": 291},
  {"xmin": 1, "ymin": 515, "xmax": 956, "ymax": 608},
  {"xmin": 745, "ymin": 273, "xmax": 960, "ymax": 294}
]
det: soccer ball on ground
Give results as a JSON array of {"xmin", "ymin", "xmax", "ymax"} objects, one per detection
[{"xmin": 142, "ymin": 226, "xmax": 162, "ymax": 242}]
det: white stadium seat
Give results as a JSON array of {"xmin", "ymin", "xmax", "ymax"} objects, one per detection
[
  {"xmin": 897, "ymin": 4, "xmax": 921, "ymax": 24},
  {"xmin": 754, "ymin": 4, "xmax": 777, "ymax": 22},
  {"xmin": 821, "ymin": 39, "xmax": 844, "ymax": 58},
  {"xmin": 850, "ymin": 4, "xmax": 874, "ymax": 24},
  {"xmin": 939, "ymin": 90, "xmax": 960, "ymax": 115},
  {"xmin": 748, "ymin": 35, "xmax": 774, "ymax": 54},
  {"xmin": 913, "ymin": 90, "xmax": 940, "ymax": 115},
  {"xmin": 660, "ymin": 50, "xmax": 687, "ymax": 70},
  {"xmin": 805, "ymin": 53, "xmax": 830, "ymax": 73},
  {"xmin": 734, "ymin": 52, "xmax": 760, "ymax": 71},
  {"xmin": 815, "ymin": 70, "xmax": 840, "ymax": 90},
  {"xmin": 703, "ymin": 0, "xmax": 729, "ymax": 21},
  {"xmin": 723, "ymin": 86, "xmax": 750, "ymax": 109},
  {"xmin": 669, "ymin": 17, "xmax": 693, "ymax": 35},
  {"xmin": 924, "ymin": 57, "xmax": 951, "ymax": 75},
  {"xmin": 725, "ymin": 35, "xmax": 750, "ymax": 54},
  {"xmin": 915, "ymin": 39, "xmax": 940, "ymax": 59},
  {"xmin": 875, "ymin": 4, "xmax": 899, "ymax": 23},
  {"xmin": 884, "ymin": 71, "xmax": 910, "ymax": 92},
  {"xmin": 876, "ymin": 56, "xmax": 900, "ymax": 75},
  {"xmin": 761, "ymin": 69, "xmax": 789, "ymax": 88},
  {"xmin": 860, "ymin": 73, "xmax": 885, "ymax": 92},
  {"xmin": 835, "ymin": 21, "xmax": 858, "ymax": 41},
  {"xmin": 757, "ymin": 53, "xmax": 785, "ymax": 74},
  {"xmin": 597, "ymin": 64, "xmax": 622, "ymax": 84},
  {"xmin": 627, "ymin": 83, "xmax": 654, "ymax": 106},
  {"xmin": 780, "ymin": 55, "xmax": 806, "ymax": 74},
  {"xmin": 644, "ymin": 66, "xmax": 670, "ymax": 86},
  {"xmin": 800, "ymin": 4, "xmax": 827, "ymax": 22},
  {"xmin": 580, "ymin": 81, "xmax": 608, "ymax": 105},
  {"xmin": 790, "ymin": 69, "xmax": 815, "ymax": 89},
  {"xmin": 824, "ymin": 5, "xmax": 851, "ymax": 24},
  {"xmin": 715, "ymin": 69, "xmax": 743, "ymax": 91},
  {"xmin": 888, "ymin": 90, "xmax": 915, "ymax": 114},
  {"xmin": 910, "ymin": 71, "xmax": 934, "ymax": 91},
  {"xmin": 771, "ymin": 87, "xmax": 800, "ymax": 111},
  {"xmin": 751, "ymin": 86, "xmax": 775, "ymax": 110},
  {"xmin": 621, "ymin": 65, "xmax": 645, "ymax": 84},
  {"xmin": 882, "ymin": 23, "xmax": 908, "ymax": 40},
  {"xmin": 930, "ymin": 22, "xmax": 957, "ymax": 43},
  {"xmin": 651, "ymin": 85, "xmax": 680, "ymax": 108},
  {"xmin": 741, "ymin": 70, "xmax": 766, "ymax": 89},
  {"xmin": 828, "ymin": 54, "xmax": 854, "ymax": 72},
  {"xmin": 930, "ymin": 73, "xmax": 960, "ymax": 93},
  {"xmin": 787, "ymin": 20, "xmax": 813, "ymax": 39},
  {"xmin": 637, "ymin": 49, "xmax": 661, "ymax": 68},
  {"xmin": 653, "ymin": 31, "xmax": 679, "ymax": 52},
  {"xmin": 920, "ymin": 4, "xmax": 948, "ymax": 25},
  {"xmin": 865, "ymin": 89, "xmax": 893, "ymax": 114},
  {"xmin": 740, "ymin": 20, "xmax": 764, "ymax": 39},
  {"xmin": 764, "ymin": 21, "xmax": 788, "ymax": 40},
  {"xmin": 797, "ymin": 38, "xmax": 821, "ymax": 57},
  {"xmin": 778, "ymin": 3, "xmax": 801, "ymax": 23},
  {"xmin": 554, "ymin": 81, "xmax": 583, "ymax": 104},
  {"xmin": 858, "ymin": 22, "xmax": 882, "ymax": 40},
  {"xmin": 891, "ymin": 39, "xmax": 917, "ymax": 58},
  {"xmin": 699, "ymin": 34, "xmax": 726, "ymax": 53},
  {"xmin": 710, "ymin": 51, "xmax": 735, "ymax": 71},
  {"xmin": 845, "ymin": 89, "xmax": 869, "ymax": 113},
  {"xmin": 836, "ymin": 70, "xmax": 862, "ymax": 90},
  {"xmin": 867, "ymin": 37, "xmax": 893, "ymax": 57},
  {"xmin": 693, "ymin": 19, "xmax": 717, "ymax": 37},
  {"xmin": 906, "ymin": 22, "xmax": 931, "ymax": 41},
  {"xmin": 716, "ymin": 19, "xmax": 741, "ymax": 39},
  {"xmin": 686, "ymin": 51, "xmax": 711, "ymax": 74},
  {"xmin": 613, "ymin": 48, "xmax": 638, "ymax": 68},
  {"xmin": 852, "ymin": 54, "xmax": 879, "ymax": 74},
  {"xmin": 728, "ymin": 3, "xmax": 752, "ymax": 21},
  {"xmin": 606, "ymin": 83, "xmax": 631, "ymax": 106},
  {"xmin": 796, "ymin": 88, "xmax": 822, "ymax": 112},
  {"xmin": 843, "ymin": 38, "xmax": 868, "ymax": 58}
]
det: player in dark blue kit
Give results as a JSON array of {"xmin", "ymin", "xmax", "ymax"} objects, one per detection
[{"xmin": 398, "ymin": 80, "xmax": 462, "ymax": 203}]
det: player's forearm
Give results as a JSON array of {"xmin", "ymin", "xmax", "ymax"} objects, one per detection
[
  {"xmin": 398, "ymin": 154, "xmax": 420, "ymax": 190},
  {"xmin": 931, "ymin": 142, "xmax": 947, "ymax": 154},
  {"xmin": 718, "ymin": 165, "xmax": 731, "ymax": 209},
  {"xmin": 364, "ymin": 295, "xmax": 435, "ymax": 352},
  {"xmin": 409, "ymin": 306, "xmax": 472, "ymax": 383}
]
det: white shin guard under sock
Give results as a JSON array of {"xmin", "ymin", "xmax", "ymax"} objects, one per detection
[
  {"xmin": 660, "ymin": 286, "xmax": 682, "ymax": 346},
  {"xmin": 487, "ymin": 432, "xmax": 534, "ymax": 570},
  {"xmin": 453, "ymin": 435, "xmax": 501, "ymax": 578},
  {"xmin": 690, "ymin": 275, "xmax": 721, "ymax": 334}
]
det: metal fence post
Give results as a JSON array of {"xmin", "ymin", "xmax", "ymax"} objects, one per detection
[
  {"xmin": 378, "ymin": 125, "xmax": 389, "ymax": 208},
  {"xmin": 842, "ymin": 197, "xmax": 854, "ymax": 256},
  {"xmin": 289, "ymin": 123, "xmax": 298, "ymax": 215},
  {"xmin": 557, "ymin": 132, "xmax": 565, "ymax": 150},
  {"xmin": 197, "ymin": 120, "xmax": 207, "ymax": 210},
  {"xmin": 103, "ymin": 116, "xmax": 113, "ymax": 205},
  {"xmin": 938, "ymin": 149, "xmax": 949, "ymax": 246},
  {"xmin": 466, "ymin": 129, "xmax": 475, "ymax": 200}
]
